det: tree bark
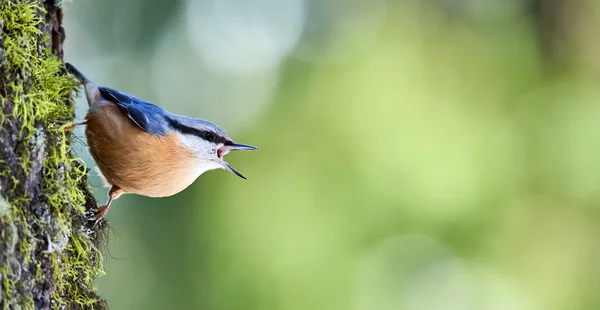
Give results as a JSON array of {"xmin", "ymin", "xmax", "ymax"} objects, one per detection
[{"xmin": 0, "ymin": 0, "xmax": 107, "ymax": 309}]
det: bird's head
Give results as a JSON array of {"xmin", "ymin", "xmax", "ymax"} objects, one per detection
[{"xmin": 166, "ymin": 115, "xmax": 258, "ymax": 179}]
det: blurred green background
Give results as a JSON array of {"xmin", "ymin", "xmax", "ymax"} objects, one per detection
[{"xmin": 62, "ymin": 0, "xmax": 600, "ymax": 309}]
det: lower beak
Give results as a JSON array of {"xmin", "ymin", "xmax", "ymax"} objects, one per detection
[
  {"xmin": 220, "ymin": 161, "xmax": 247, "ymax": 180},
  {"xmin": 218, "ymin": 142, "xmax": 259, "ymax": 180}
]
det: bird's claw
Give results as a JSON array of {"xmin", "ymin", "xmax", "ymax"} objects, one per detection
[
  {"xmin": 48, "ymin": 119, "xmax": 87, "ymax": 132},
  {"xmin": 86, "ymin": 205, "xmax": 109, "ymax": 226}
]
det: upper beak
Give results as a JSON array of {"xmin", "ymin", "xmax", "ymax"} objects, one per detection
[
  {"xmin": 226, "ymin": 142, "xmax": 259, "ymax": 151},
  {"xmin": 217, "ymin": 142, "xmax": 259, "ymax": 180}
]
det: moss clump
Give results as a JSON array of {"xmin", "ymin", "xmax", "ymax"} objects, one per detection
[{"xmin": 0, "ymin": 0, "xmax": 106, "ymax": 309}]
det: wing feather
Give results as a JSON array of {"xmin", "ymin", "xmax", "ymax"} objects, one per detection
[{"xmin": 98, "ymin": 87, "xmax": 167, "ymax": 135}]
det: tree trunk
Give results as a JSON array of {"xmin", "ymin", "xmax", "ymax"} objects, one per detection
[{"xmin": 0, "ymin": 0, "xmax": 107, "ymax": 309}]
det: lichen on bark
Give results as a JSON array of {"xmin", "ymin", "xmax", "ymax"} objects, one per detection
[{"xmin": 0, "ymin": 0, "xmax": 108, "ymax": 309}]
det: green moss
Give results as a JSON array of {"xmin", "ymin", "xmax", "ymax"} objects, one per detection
[
  {"xmin": 0, "ymin": 0, "xmax": 104, "ymax": 308},
  {"xmin": 1, "ymin": 263, "xmax": 15, "ymax": 310},
  {"xmin": 22, "ymin": 295, "xmax": 35, "ymax": 310},
  {"xmin": 19, "ymin": 236, "xmax": 34, "ymax": 265}
]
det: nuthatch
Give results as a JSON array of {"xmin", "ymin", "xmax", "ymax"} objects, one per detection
[{"xmin": 64, "ymin": 63, "xmax": 258, "ymax": 223}]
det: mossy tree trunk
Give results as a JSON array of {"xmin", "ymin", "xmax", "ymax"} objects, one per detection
[{"xmin": 0, "ymin": 0, "xmax": 106, "ymax": 309}]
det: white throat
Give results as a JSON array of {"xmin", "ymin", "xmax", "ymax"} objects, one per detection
[{"xmin": 195, "ymin": 159, "xmax": 224, "ymax": 176}]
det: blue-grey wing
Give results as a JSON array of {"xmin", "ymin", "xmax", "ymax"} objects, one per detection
[{"xmin": 98, "ymin": 87, "xmax": 168, "ymax": 135}]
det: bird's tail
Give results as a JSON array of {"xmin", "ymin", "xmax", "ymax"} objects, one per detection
[
  {"xmin": 65, "ymin": 62, "xmax": 91, "ymax": 84},
  {"xmin": 65, "ymin": 63, "xmax": 99, "ymax": 107}
]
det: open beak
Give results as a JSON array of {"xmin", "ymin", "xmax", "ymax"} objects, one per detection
[{"xmin": 217, "ymin": 142, "xmax": 259, "ymax": 180}]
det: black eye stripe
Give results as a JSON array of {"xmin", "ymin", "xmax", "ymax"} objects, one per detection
[{"xmin": 167, "ymin": 118, "xmax": 228, "ymax": 144}]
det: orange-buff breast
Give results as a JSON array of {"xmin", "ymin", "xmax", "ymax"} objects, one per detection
[{"xmin": 85, "ymin": 101, "xmax": 198, "ymax": 197}]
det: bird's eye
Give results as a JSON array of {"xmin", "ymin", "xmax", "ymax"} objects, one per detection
[{"xmin": 205, "ymin": 132, "xmax": 214, "ymax": 141}]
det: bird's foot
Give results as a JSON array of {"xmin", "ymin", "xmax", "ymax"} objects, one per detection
[
  {"xmin": 49, "ymin": 119, "xmax": 87, "ymax": 132},
  {"xmin": 86, "ymin": 204, "xmax": 109, "ymax": 226}
]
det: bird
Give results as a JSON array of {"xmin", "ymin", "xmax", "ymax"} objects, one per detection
[{"xmin": 64, "ymin": 63, "xmax": 258, "ymax": 223}]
